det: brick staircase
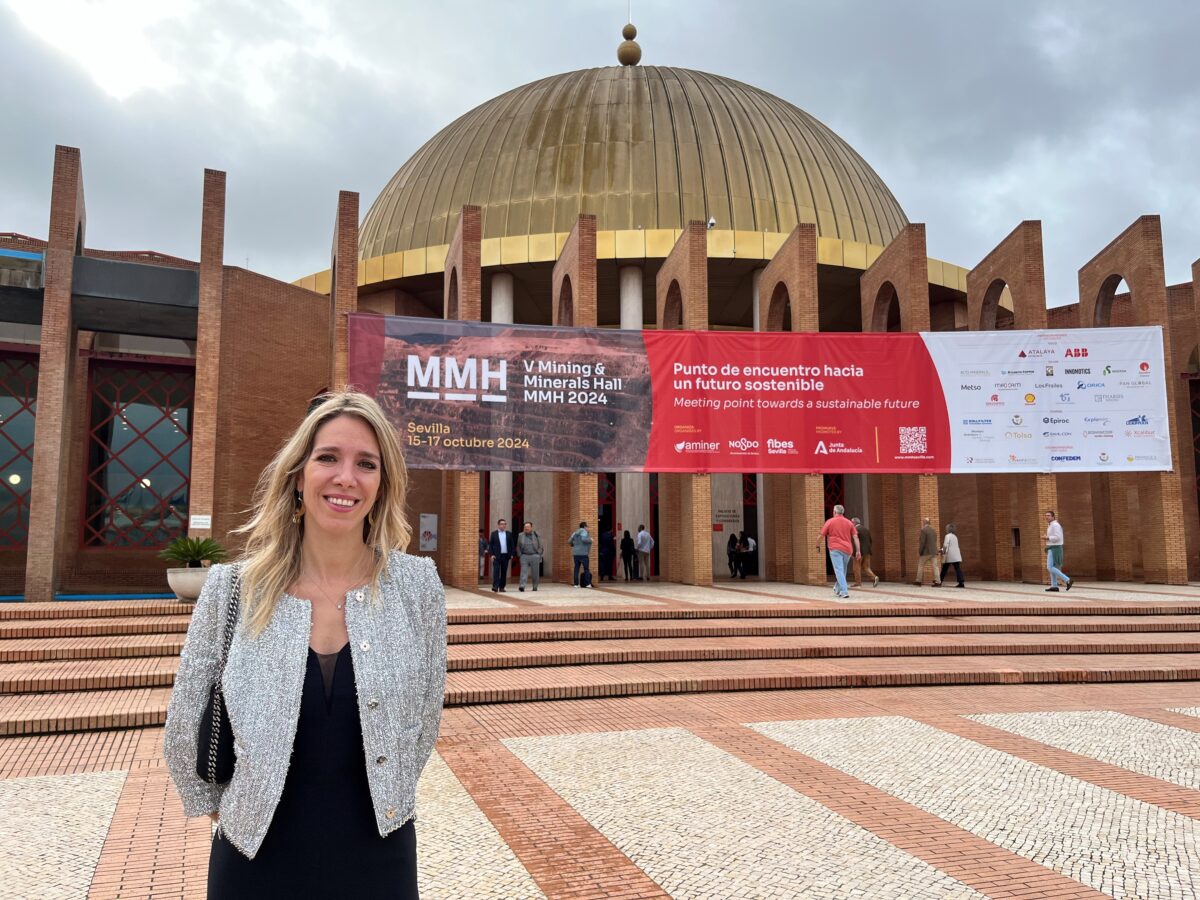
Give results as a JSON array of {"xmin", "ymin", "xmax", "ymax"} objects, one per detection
[{"xmin": 1, "ymin": 597, "xmax": 1198, "ymax": 735}]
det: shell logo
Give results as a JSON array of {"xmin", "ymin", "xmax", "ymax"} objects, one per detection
[{"xmin": 1024, "ymin": 393, "xmax": 1037, "ymax": 404}]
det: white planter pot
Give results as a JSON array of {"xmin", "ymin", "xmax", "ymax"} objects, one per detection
[{"xmin": 167, "ymin": 567, "xmax": 210, "ymax": 602}]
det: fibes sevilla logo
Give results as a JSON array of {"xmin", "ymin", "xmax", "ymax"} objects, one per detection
[{"xmin": 406, "ymin": 354, "xmax": 507, "ymax": 403}]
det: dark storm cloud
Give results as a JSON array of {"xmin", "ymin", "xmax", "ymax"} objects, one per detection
[{"xmin": 2, "ymin": 0, "xmax": 1196, "ymax": 304}]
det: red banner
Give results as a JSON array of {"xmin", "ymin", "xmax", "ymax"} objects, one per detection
[{"xmin": 348, "ymin": 315, "xmax": 953, "ymax": 473}]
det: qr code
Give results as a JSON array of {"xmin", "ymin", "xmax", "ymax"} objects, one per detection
[{"xmin": 899, "ymin": 426, "xmax": 927, "ymax": 455}]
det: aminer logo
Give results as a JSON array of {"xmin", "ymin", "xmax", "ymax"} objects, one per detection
[
  {"xmin": 674, "ymin": 440, "xmax": 719, "ymax": 454},
  {"xmin": 407, "ymin": 355, "xmax": 507, "ymax": 403}
]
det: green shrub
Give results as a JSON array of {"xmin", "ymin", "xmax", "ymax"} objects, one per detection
[{"xmin": 158, "ymin": 537, "xmax": 228, "ymax": 568}]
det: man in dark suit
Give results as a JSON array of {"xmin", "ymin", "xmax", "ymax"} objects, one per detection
[{"xmin": 488, "ymin": 518, "xmax": 514, "ymax": 592}]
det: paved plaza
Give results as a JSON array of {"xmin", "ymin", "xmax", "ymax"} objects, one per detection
[{"xmin": 0, "ymin": 579, "xmax": 1198, "ymax": 898}]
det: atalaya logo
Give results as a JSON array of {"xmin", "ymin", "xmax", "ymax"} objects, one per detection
[{"xmin": 674, "ymin": 440, "xmax": 719, "ymax": 454}]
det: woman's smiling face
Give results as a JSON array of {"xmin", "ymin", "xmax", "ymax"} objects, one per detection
[{"xmin": 296, "ymin": 414, "xmax": 382, "ymax": 538}]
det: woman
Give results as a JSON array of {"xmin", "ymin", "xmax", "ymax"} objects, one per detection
[
  {"xmin": 164, "ymin": 392, "xmax": 447, "ymax": 898},
  {"xmin": 937, "ymin": 523, "xmax": 966, "ymax": 588},
  {"xmin": 726, "ymin": 532, "xmax": 739, "ymax": 577},
  {"xmin": 620, "ymin": 529, "xmax": 636, "ymax": 581}
]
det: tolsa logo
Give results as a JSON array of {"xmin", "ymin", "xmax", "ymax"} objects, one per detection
[
  {"xmin": 1065, "ymin": 348, "xmax": 1088, "ymax": 358},
  {"xmin": 407, "ymin": 354, "xmax": 507, "ymax": 403}
]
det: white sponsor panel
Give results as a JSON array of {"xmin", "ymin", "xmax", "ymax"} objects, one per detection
[{"xmin": 921, "ymin": 326, "xmax": 1171, "ymax": 473}]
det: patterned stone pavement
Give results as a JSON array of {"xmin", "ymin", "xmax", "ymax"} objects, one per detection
[
  {"xmin": 753, "ymin": 716, "xmax": 1200, "ymax": 898},
  {"xmin": 1, "ymin": 582, "xmax": 1199, "ymax": 898}
]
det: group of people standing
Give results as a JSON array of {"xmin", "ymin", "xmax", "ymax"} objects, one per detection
[
  {"xmin": 483, "ymin": 520, "xmax": 655, "ymax": 589},
  {"xmin": 725, "ymin": 531, "xmax": 759, "ymax": 579},
  {"xmin": 819, "ymin": 507, "xmax": 1073, "ymax": 595}
]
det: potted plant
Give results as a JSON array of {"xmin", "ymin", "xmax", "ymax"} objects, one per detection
[{"xmin": 159, "ymin": 537, "xmax": 228, "ymax": 602}]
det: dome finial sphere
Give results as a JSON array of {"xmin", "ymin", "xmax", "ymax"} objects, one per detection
[{"xmin": 618, "ymin": 23, "xmax": 642, "ymax": 65}]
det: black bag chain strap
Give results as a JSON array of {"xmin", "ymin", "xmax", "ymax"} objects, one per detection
[{"xmin": 206, "ymin": 567, "xmax": 241, "ymax": 784}]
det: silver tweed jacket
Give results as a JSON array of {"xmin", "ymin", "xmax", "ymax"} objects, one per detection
[{"xmin": 163, "ymin": 551, "xmax": 447, "ymax": 859}]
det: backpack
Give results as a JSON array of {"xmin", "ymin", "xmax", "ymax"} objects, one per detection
[{"xmin": 579, "ymin": 570, "xmax": 593, "ymax": 588}]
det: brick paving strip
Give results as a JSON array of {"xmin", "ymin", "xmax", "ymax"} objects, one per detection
[
  {"xmin": 1134, "ymin": 707, "xmax": 1200, "ymax": 732},
  {"xmin": 916, "ymin": 713, "xmax": 1200, "ymax": 818},
  {"xmin": 87, "ymin": 730, "xmax": 210, "ymax": 900},
  {"xmin": 690, "ymin": 722, "xmax": 1105, "ymax": 899},
  {"xmin": 437, "ymin": 739, "xmax": 670, "ymax": 899}
]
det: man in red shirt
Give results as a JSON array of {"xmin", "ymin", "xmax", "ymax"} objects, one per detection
[{"xmin": 815, "ymin": 504, "xmax": 861, "ymax": 599}]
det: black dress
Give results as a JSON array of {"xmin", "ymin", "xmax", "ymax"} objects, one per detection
[{"xmin": 207, "ymin": 644, "xmax": 418, "ymax": 898}]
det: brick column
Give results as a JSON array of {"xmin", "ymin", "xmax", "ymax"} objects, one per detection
[
  {"xmin": 440, "ymin": 207, "xmax": 483, "ymax": 588},
  {"xmin": 550, "ymin": 217, "xmax": 599, "ymax": 583},
  {"xmin": 330, "ymin": 190, "xmax": 360, "ymax": 390},
  {"xmin": 860, "ymin": 225, "xmax": 939, "ymax": 584},
  {"xmin": 186, "ymin": 169, "xmax": 226, "ymax": 541},
  {"xmin": 655, "ymin": 222, "xmax": 713, "ymax": 586},
  {"xmin": 25, "ymin": 146, "xmax": 86, "ymax": 601},
  {"xmin": 1078, "ymin": 216, "xmax": 1187, "ymax": 583},
  {"xmin": 872, "ymin": 475, "xmax": 903, "ymax": 580},
  {"xmin": 967, "ymin": 221, "xmax": 1058, "ymax": 582},
  {"xmin": 758, "ymin": 225, "xmax": 825, "ymax": 585}
]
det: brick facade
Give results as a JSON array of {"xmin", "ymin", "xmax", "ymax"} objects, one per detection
[
  {"xmin": 655, "ymin": 222, "xmax": 713, "ymax": 587},
  {"xmin": 551, "ymin": 217, "xmax": 599, "ymax": 584},
  {"xmin": 330, "ymin": 190, "xmax": 359, "ymax": 391}
]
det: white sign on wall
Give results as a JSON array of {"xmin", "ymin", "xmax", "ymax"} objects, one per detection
[
  {"xmin": 418, "ymin": 513, "xmax": 438, "ymax": 552},
  {"xmin": 921, "ymin": 325, "xmax": 1172, "ymax": 474}
]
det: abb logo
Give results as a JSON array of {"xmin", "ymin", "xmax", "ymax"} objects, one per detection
[{"xmin": 1065, "ymin": 348, "xmax": 1089, "ymax": 358}]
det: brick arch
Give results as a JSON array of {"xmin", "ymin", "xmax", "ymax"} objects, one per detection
[
  {"xmin": 662, "ymin": 280, "xmax": 683, "ymax": 330},
  {"xmin": 978, "ymin": 278, "xmax": 1007, "ymax": 331},
  {"xmin": 966, "ymin": 221, "xmax": 1047, "ymax": 332},
  {"xmin": 766, "ymin": 282, "xmax": 793, "ymax": 332},
  {"xmin": 1090, "ymin": 272, "xmax": 1125, "ymax": 327},
  {"xmin": 557, "ymin": 274, "xmax": 574, "ymax": 326},
  {"xmin": 445, "ymin": 267, "xmax": 460, "ymax": 320},
  {"xmin": 871, "ymin": 281, "xmax": 901, "ymax": 333},
  {"xmin": 859, "ymin": 224, "xmax": 929, "ymax": 335}
]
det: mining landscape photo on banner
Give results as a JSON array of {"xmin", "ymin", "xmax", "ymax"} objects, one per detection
[{"xmin": 348, "ymin": 314, "xmax": 1172, "ymax": 476}]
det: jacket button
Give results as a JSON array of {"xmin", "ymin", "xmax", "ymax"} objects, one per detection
[
  {"xmin": 367, "ymin": 699, "xmax": 379, "ymax": 710},
  {"xmin": 376, "ymin": 755, "xmax": 388, "ymax": 765},
  {"xmin": 353, "ymin": 590, "xmax": 364, "ymax": 603},
  {"xmin": 385, "ymin": 807, "xmax": 396, "ymax": 819},
  {"xmin": 360, "ymin": 641, "xmax": 370, "ymax": 651}
]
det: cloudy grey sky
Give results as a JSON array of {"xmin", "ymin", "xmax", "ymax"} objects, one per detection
[{"xmin": 2, "ymin": 0, "xmax": 1197, "ymax": 306}]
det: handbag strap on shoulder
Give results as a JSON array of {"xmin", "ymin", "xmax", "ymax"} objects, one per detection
[{"xmin": 215, "ymin": 565, "xmax": 242, "ymax": 686}]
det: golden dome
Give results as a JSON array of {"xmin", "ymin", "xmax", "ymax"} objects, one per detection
[{"xmin": 359, "ymin": 66, "xmax": 908, "ymax": 259}]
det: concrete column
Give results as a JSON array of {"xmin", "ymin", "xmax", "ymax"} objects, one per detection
[
  {"xmin": 617, "ymin": 265, "xmax": 649, "ymax": 547},
  {"xmin": 489, "ymin": 272, "xmax": 514, "ymax": 527},
  {"xmin": 523, "ymin": 471, "xmax": 555, "ymax": 567}
]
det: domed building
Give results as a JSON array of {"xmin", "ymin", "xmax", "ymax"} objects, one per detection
[{"xmin": 3, "ymin": 26, "xmax": 1195, "ymax": 602}]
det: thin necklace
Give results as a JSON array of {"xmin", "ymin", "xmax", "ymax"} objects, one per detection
[{"xmin": 303, "ymin": 551, "xmax": 372, "ymax": 612}]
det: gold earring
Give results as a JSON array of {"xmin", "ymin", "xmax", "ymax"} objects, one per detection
[{"xmin": 291, "ymin": 493, "xmax": 305, "ymax": 524}]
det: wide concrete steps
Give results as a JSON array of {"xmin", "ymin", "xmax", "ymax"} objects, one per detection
[
  {"xmin": 0, "ymin": 615, "xmax": 192, "ymax": 639},
  {"xmin": 3, "ymin": 631, "xmax": 1198, "ymax": 694},
  {"xmin": 3, "ymin": 652, "xmax": 1197, "ymax": 734}
]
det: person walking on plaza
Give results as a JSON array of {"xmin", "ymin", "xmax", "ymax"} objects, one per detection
[
  {"xmin": 727, "ymin": 532, "xmax": 739, "ymax": 577},
  {"xmin": 635, "ymin": 524, "xmax": 655, "ymax": 581},
  {"xmin": 164, "ymin": 392, "xmax": 446, "ymax": 898},
  {"xmin": 620, "ymin": 529, "xmax": 637, "ymax": 580},
  {"xmin": 569, "ymin": 521, "xmax": 593, "ymax": 587},
  {"xmin": 937, "ymin": 523, "xmax": 966, "ymax": 588},
  {"xmin": 915, "ymin": 517, "xmax": 941, "ymax": 586},
  {"xmin": 488, "ymin": 518, "xmax": 514, "ymax": 592},
  {"xmin": 598, "ymin": 527, "xmax": 616, "ymax": 582},
  {"xmin": 1044, "ymin": 510, "xmax": 1072, "ymax": 592},
  {"xmin": 851, "ymin": 517, "xmax": 879, "ymax": 587},
  {"xmin": 815, "ymin": 504, "xmax": 861, "ymax": 599},
  {"xmin": 478, "ymin": 529, "xmax": 488, "ymax": 580},
  {"xmin": 517, "ymin": 521, "xmax": 544, "ymax": 592}
]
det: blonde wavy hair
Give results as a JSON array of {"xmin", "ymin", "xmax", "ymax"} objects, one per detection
[{"xmin": 233, "ymin": 391, "xmax": 411, "ymax": 635}]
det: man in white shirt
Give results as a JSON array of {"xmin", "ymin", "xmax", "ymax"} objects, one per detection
[
  {"xmin": 488, "ymin": 518, "xmax": 514, "ymax": 592},
  {"xmin": 1044, "ymin": 510, "xmax": 1072, "ymax": 592},
  {"xmin": 634, "ymin": 525, "xmax": 655, "ymax": 581}
]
